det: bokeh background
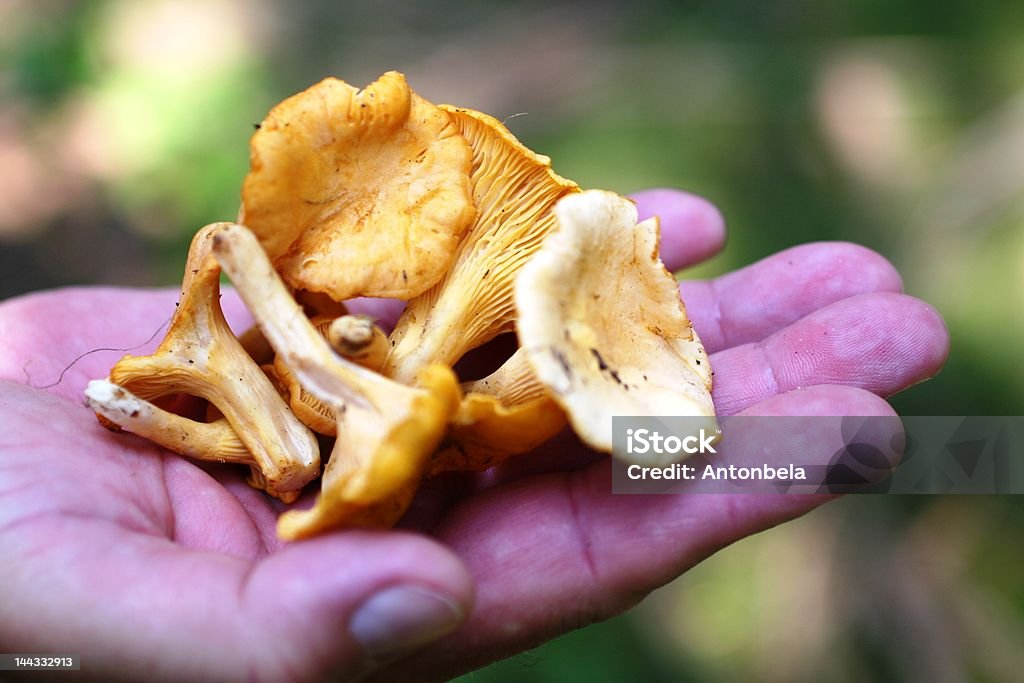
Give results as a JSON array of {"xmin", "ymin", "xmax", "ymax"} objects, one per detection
[{"xmin": 2, "ymin": 1, "xmax": 1023, "ymax": 680}]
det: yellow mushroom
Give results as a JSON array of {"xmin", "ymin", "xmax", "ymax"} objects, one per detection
[
  {"xmin": 514, "ymin": 190, "xmax": 716, "ymax": 464},
  {"xmin": 241, "ymin": 71, "xmax": 475, "ymax": 302},
  {"xmin": 88, "ymin": 74, "xmax": 719, "ymax": 529},
  {"xmin": 89, "ymin": 223, "xmax": 321, "ymax": 501},
  {"xmin": 429, "ymin": 393, "xmax": 565, "ymax": 476},
  {"xmin": 210, "ymin": 223, "xmax": 460, "ymax": 539},
  {"xmin": 384, "ymin": 105, "xmax": 579, "ymax": 382},
  {"xmin": 429, "ymin": 348, "xmax": 566, "ymax": 475}
]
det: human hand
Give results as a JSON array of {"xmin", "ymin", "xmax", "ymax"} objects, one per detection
[{"xmin": 0, "ymin": 190, "xmax": 948, "ymax": 681}]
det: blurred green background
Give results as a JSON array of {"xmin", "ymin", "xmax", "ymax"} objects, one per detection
[{"xmin": 2, "ymin": 1, "xmax": 1022, "ymax": 680}]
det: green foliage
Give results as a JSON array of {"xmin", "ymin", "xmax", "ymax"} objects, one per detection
[{"xmin": 5, "ymin": 1, "xmax": 106, "ymax": 105}]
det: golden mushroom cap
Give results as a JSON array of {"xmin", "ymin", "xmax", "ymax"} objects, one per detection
[{"xmin": 241, "ymin": 71, "xmax": 476, "ymax": 302}]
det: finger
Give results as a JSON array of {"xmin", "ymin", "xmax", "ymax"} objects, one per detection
[
  {"xmin": 242, "ymin": 533, "xmax": 473, "ymax": 677},
  {"xmin": 631, "ymin": 188, "xmax": 727, "ymax": 270},
  {"xmin": 681, "ymin": 241, "xmax": 903, "ymax": 354},
  {"xmin": 2, "ymin": 520, "xmax": 473, "ymax": 680},
  {"xmin": 710, "ymin": 292, "xmax": 949, "ymax": 416},
  {"xmin": 373, "ymin": 385, "xmax": 895, "ymax": 681}
]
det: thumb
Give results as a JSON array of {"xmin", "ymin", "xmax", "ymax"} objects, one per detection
[
  {"xmin": 238, "ymin": 531, "xmax": 474, "ymax": 680},
  {"xmin": 2, "ymin": 525, "xmax": 472, "ymax": 682}
]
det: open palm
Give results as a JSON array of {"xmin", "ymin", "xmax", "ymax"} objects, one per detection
[{"xmin": 0, "ymin": 190, "xmax": 948, "ymax": 682}]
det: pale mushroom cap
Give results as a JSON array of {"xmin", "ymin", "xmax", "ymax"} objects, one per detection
[
  {"xmin": 242, "ymin": 71, "xmax": 475, "ymax": 301},
  {"xmin": 515, "ymin": 190, "xmax": 715, "ymax": 464}
]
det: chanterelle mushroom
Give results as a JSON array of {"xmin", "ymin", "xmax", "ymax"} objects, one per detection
[
  {"xmin": 515, "ymin": 190, "xmax": 716, "ymax": 464},
  {"xmin": 88, "ymin": 72, "xmax": 720, "ymax": 536},
  {"xmin": 384, "ymin": 105, "xmax": 579, "ymax": 382},
  {"xmin": 429, "ymin": 393, "xmax": 565, "ymax": 476},
  {"xmin": 210, "ymin": 223, "xmax": 460, "ymax": 539},
  {"xmin": 428, "ymin": 347, "xmax": 566, "ymax": 475},
  {"xmin": 241, "ymin": 71, "xmax": 476, "ymax": 302},
  {"xmin": 87, "ymin": 223, "xmax": 321, "ymax": 500}
]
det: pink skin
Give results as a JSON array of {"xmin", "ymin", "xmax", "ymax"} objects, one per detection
[{"xmin": 0, "ymin": 188, "xmax": 949, "ymax": 682}]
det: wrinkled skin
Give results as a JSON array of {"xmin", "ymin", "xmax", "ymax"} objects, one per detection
[{"xmin": 0, "ymin": 189, "xmax": 949, "ymax": 682}]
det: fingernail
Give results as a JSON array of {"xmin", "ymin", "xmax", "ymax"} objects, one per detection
[{"xmin": 350, "ymin": 586, "xmax": 464, "ymax": 659}]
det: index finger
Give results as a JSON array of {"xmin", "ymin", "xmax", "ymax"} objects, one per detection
[{"xmin": 632, "ymin": 188, "xmax": 727, "ymax": 270}]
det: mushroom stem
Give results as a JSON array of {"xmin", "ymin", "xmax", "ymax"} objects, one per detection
[
  {"xmin": 463, "ymin": 346, "xmax": 547, "ymax": 405},
  {"xmin": 86, "ymin": 379, "xmax": 252, "ymax": 465},
  {"xmin": 328, "ymin": 315, "xmax": 389, "ymax": 371},
  {"xmin": 266, "ymin": 315, "xmax": 388, "ymax": 436},
  {"xmin": 212, "ymin": 223, "xmax": 460, "ymax": 538},
  {"xmin": 87, "ymin": 379, "xmax": 301, "ymax": 502},
  {"xmin": 212, "ymin": 227, "xmax": 389, "ymax": 412}
]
